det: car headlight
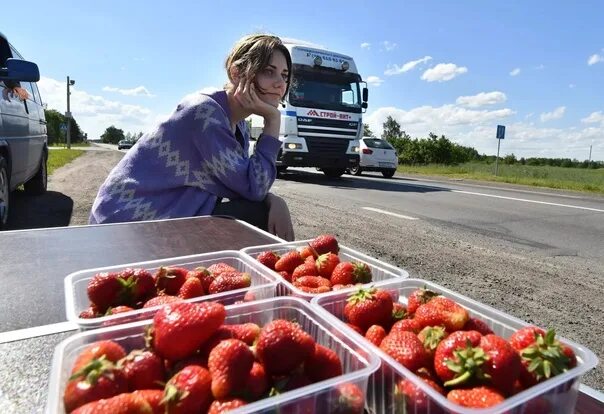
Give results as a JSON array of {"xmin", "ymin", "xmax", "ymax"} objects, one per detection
[
  {"xmin": 286, "ymin": 143, "xmax": 302, "ymax": 150},
  {"xmin": 351, "ymin": 146, "xmax": 360, "ymax": 153}
]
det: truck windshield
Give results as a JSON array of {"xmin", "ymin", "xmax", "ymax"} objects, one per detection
[{"xmin": 288, "ymin": 68, "xmax": 363, "ymax": 113}]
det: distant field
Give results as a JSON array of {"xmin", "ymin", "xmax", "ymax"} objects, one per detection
[
  {"xmin": 48, "ymin": 149, "xmax": 84, "ymax": 175},
  {"xmin": 49, "ymin": 142, "xmax": 90, "ymax": 147},
  {"xmin": 396, "ymin": 162, "xmax": 604, "ymax": 194}
]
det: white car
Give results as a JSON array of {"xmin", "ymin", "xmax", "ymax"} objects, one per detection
[{"xmin": 349, "ymin": 137, "xmax": 398, "ymax": 178}]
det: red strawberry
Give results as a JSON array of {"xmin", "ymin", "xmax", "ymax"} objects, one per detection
[
  {"xmin": 105, "ymin": 305, "xmax": 135, "ymax": 315},
  {"xmin": 132, "ymin": 389, "xmax": 165, "ymax": 414},
  {"xmin": 479, "ymin": 334, "xmax": 522, "ymax": 394},
  {"xmin": 389, "ymin": 318, "xmax": 421, "ymax": 335},
  {"xmin": 331, "ymin": 261, "xmax": 372, "ymax": 285},
  {"xmin": 464, "ymin": 316, "xmax": 495, "ymax": 335},
  {"xmin": 274, "ymin": 250, "xmax": 304, "ymax": 273},
  {"xmin": 143, "ymin": 295, "xmax": 182, "ymax": 308},
  {"xmin": 379, "ymin": 331, "xmax": 430, "ymax": 372},
  {"xmin": 86, "ymin": 272, "xmax": 128, "ymax": 312},
  {"xmin": 331, "ymin": 383, "xmax": 364, "ymax": 414},
  {"xmin": 244, "ymin": 362, "xmax": 269, "ymax": 400},
  {"xmin": 346, "ymin": 323, "xmax": 364, "ymax": 335},
  {"xmin": 292, "ymin": 261, "xmax": 319, "ymax": 281},
  {"xmin": 186, "ymin": 266, "xmax": 214, "ymax": 293},
  {"xmin": 71, "ymin": 340, "xmax": 127, "ymax": 375},
  {"xmin": 447, "ymin": 386, "xmax": 505, "ymax": 408},
  {"xmin": 118, "ymin": 268, "xmax": 156, "ymax": 304},
  {"xmin": 509, "ymin": 326, "xmax": 546, "ymax": 351},
  {"xmin": 223, "ymin": 322, "xmax": 261, "ymax": 345},
  {"xmin": 278, "ymin": 270, "xmax": 292, "ymax": 282},
  {"xmin": 298, "ymin": 245, "xmax": 316, "ymax": 259},
  {"xmin": 407, "ymin": 287, "xmax": 440, "ymax": 314},
  {"xmin": 152, "ymin": 302, "xmax": 225, "ymax": 361},
  {"xmin": 391, "ymin": 302, "xmax": 408, "ymax": 322},
  {"xmin": 207, "ymin": 399, "xmax": 247, "ymax": 414},
  {"xmin": 304, "ymin": 343, "xmax": 343, "ymax": 382},
  {"xmin": 208, "ymin": 271, "xmax": 251, "ymax": 294},
  {"xmin": 256, "ymin": 250, "xmax": 280, "ymax": 270},
  {"xmin": 294, "ymin": 275, "xmax": 332, "ymax": 294},
  {"xmin": 344, "ymin": 287, "xmax": 394, "ymax": 332},
  {"xmin": 309, "ymin": 234, "xmax": 339, "ymax": 255},
  {"xmin": 394, "ymin": 373, "xmax": 445, "ymax": 414},
  {"xmin": 64, "ymin": 356, "xmax": 128, "ymax": 412},
  {"xmin": 417, "ymin": 326, "xmax": 447, "ymax": 358},
  {"xmin": 413, "ymin": 296, "xmax": 469, "ymax": 332},
  {"xmin": 119, "ymin": 350, "xmax": 166, "ymax": 391},
  {"xmin": 315, "ymin": 252, "xmax": 340, "ymax": 278},
  {"xmin": 208, "ymin": 339, "xmax": 254, "ymax": 399},
  {"xmin": 365, "ymin": 325, "xmax": 387, "ymax": 347},
  {"xmin": 255, "ymin": 319, "xmax": 315, "ymax": 375},
  {"xmin": 207, "ymin": 262, "xmax": 238, "ymax": 275},
  {"xmin": 162, "ymin": 365, "xmax": 212, "ymax": 414},
  {"xmin": 71, "ymin": 392, "xmax": 152, "ymax": 414},
  {"xmin": 433, "ymin": 330, "xmax": 482, "ymax": 384},
  {"xmin": 154, "ymin": 267, "xmax": 187, "ymax": 296},
  {"xmin": 79, "ymin": 306, "xmax": 99, "ymax": 319},
  {"xmin": 177, "ymin": 277, "xmax": 204, "ymax": 299}
]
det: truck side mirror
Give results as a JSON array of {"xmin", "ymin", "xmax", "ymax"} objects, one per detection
[
  {"xmin": 362, "ymin": 102, "xmax": 368, "ymax": 109},
  {"xmin": 362, "ymin": 87, "xmax": 369, "ymax": 102},
  {"xmin": 0, "ymin": 58, "xmax": 40, "ymax": 82}
]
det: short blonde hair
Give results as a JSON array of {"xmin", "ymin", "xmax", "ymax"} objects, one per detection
[{"xmin": 225, "ymin": 34, "xmax": 292, "ymax": 99}]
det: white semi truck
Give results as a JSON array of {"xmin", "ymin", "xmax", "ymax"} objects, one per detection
[{"xmin": 276, "ymin": 42, "xmax": 368, "ymax": 178}]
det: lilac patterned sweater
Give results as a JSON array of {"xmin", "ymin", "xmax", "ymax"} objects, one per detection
[{"xmin": 89, "ymin": 90, "xmax": 281, "ymax": 224}]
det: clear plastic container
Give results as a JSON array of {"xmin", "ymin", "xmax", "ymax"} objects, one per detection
[
  {"xmin": 241, "ymin": 240, "xmax": 408, "ymax": 300},
  {"xmin": 65, "ymin": 250, "xmax": 279, "ymax": 329},
  {"xmin": 312, "ymin": 278, "xmax": 599, "ymax": 414},
  {"xmin": 47, "ymin": 297, "xmax": 381, "ymax": 414}
]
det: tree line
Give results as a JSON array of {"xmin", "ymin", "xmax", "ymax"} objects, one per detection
[{"xmin": 366, "ymin": 116, "xmax": 603, "ymax": 169}]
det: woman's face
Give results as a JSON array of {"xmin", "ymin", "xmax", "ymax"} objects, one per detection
[{"xmin": 253, "ymin": 50, "xmax": 289, "ymax": 108}]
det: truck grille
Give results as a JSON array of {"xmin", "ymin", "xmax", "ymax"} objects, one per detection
[
  {"xmin": 297, "ymin": 117, "xmax": 359, "ymax": 140},
  {"xmin": 305, "ymin": 137, "xmax": 350, "ymax": 155}
]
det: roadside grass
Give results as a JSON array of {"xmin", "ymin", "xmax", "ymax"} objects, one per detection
[
  {"xmin": 48, "ymin": 149, "xmax": 85, "ymax": 175},
  {"xmin": 49, "ymin": 142, "xmax": 90, "ymax": 148},
  {"xmin": 395, "ymin": 162, "xmax": 604, "ymax": 194}
]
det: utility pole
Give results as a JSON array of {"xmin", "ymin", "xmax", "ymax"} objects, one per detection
[
  {"xmin": 589, "ymin": 144, "xmax": 592, "ymax": 163},
  {"xmin": 66, "ymin": 76, "xmax": 75, "ymax": 149}
]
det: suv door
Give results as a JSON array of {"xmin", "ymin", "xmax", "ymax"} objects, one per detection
[{"xmin": 0, "ymin": 81, "xmax": 30, "ymax": 190}]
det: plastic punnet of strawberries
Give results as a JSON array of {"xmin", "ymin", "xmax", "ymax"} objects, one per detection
[
  {"xmin": 255, "ymin": 234, "xmax": 373, "ymax": 294},
  {"xmin": 80, "ymin": 262, "xmax": 253, "ymax": 319},
  {"xmin": 342, "ymin": 286, "xmax": 578, "ymax": 411},
  {"xmin": 63, "ymin": 301, "xmax": 365, "ymax": 413}
]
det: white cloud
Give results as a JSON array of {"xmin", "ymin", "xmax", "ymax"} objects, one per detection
[
  {"xmin": 569, "ymin": 83, "xmax": 576, "ymax": 88},
  {"xmin": 581, "ymin": 111, "xmax": 604, "ymax": 125},
  {"xmin": 510, "ymin": 68, "xmax": 521, "ymax": 76},
  {"xmin": 360, "ymin": 42, "xmax": 371, "ymax": 49},
  {"xmin": 587, "ymin": 53, "xmax": 604, "ymax": 65},
  {"xmin": 535, "ymin": 64, "xmax": 545, "ymax": 70},
  {"xmin": 381, "ymin": 41, "xmax": 397, "ymax": 51},
  {"xmin": 384, "ymin": 56, "xmax": 432, "ymax": 76},
  {"xmin": 540, "ymin": 106, "xmax": 566, "ymax": 122},
  {"xmin": 102, "ymin": 85, "xmax": 155, "ymax": 97},
  {"xmin": 366, "ymin": 76, "xmax": 384, "ymax": 87},
  {"xmin": 456, "ymin": 91, "xmax": 507, "ymax": 108},
  {"xmin": 421, "ymin": 63, "xmax": 468, "ymax": 82}
]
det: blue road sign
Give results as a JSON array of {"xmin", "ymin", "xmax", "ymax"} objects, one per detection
[
  {"xmin": 60, "ymin": 123, "xmax": 67, "ymax": 132},
  {"xmin": 496, "ymin": 125, "xmax": 506, "ymax": 139}
]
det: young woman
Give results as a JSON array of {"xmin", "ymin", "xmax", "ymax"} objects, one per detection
[{"xmin": 90, "ymin": 34, "xmax": 295, "ymax": 240}]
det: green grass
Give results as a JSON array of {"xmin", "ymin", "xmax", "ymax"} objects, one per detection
[
  {"xmin": 48, "ymin": 149, "xmax": 85, "ymax": 175},
  {"xmin": 396, "ymin": 162, "xmax": 604, "ymax": 194},
  {"xmin": 49, "ymin": 142, "xmax": 90, "ymax": 148}
]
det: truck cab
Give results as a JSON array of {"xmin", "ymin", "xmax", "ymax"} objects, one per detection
[{"xmin": 0, "ymin": 32, "xmax": 48, "ymax": 229}]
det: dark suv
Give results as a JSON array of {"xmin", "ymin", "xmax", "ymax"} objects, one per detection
[{"xmin": 0, "ymin": 32, "xmax": 47, "ymax": 229}]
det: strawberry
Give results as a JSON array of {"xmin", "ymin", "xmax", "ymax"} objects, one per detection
[
  {"xmin": 278, "ymin": 270, "xmax": 292, "ymax": 282},
  {"xmin": 64, "ymin": 356, "xmax": 128, "ymax": 412},
  {"xmin": 304, "ymin": 343, "xmax": 343, "ymax": 382},
  {"xmin": 71, "ymin": 340, "xmax": 127, "ymax": 375},
  {"xmin": 177, "ymin": 277, "xmax": 204, "ymax": 299},
  {"xmin": 331, "ymin": 261, "xmax": 372, "ymax": 285},
  {"xmin": 255, "ymin": 319, "xmax": 315, "ymax": 375},
  {"xmin": 119, "ymin": 350, "xmax": 166, "ymax": 391},
  {"xmin": 105, "ymin": 305, "xmax": 135, "ymax": 315},
  {"xmin": 244, "ymin": 362, "xmax": 269, "ymax": 400},
  {"xmin": 256, "ymin": 250, "xmax": 280, "ymax": 270},
  {"xmin": 186, "ymin": 266, "xmax": 214, "ymax": 293},
  {"xmin": 208, "ymin": 339, "xmax": 254, "ymax": 399},
  {"xmin": 292, "ymin": 261, "xmax": 319, "ymax": 281},
  {"xmin": 207, "ymin": 262, "xmax": 238, "ymax": 276},
  {"xmin": 447, "ymin": 386, "xmax": 505, "ymax": 408},
  {"xmin": 391, "ymin": 302, "xmax": 408, "ymax": 322},
  {"xmin": 293, "ymin": 275, "xmax": 332, "ymax": 294},
  {"xmin": 162, "ymin": 365, "xmax": 213, "ymax": 414},
  {"xmin": 143, "ymin": 295, "xmax": 182, "ymax": 308},
  {"xmin": 154, "ymin": 267, "xmax": 187, "ymax": 296},
  {"xmin": 315, "ymin": 252, "xmax": 340, "ymax": 278},
  {"xmin": 71, "ymin": 392, "xmax": 151, "ymax": 414},
  {"xmin": 271, "ymin": 373, "xmax": 316, "ymax": 413},
  {"xmin": 478, "ymin": 334, "xmax": 522, "ymax": 394},
  {"xmin": 297, "ymin": 244, "xmax": 316, "ymax": 259},
  {"xmin": 413, "ymin": 296, "xmax": 469, "ymax": 332},
  {"xmin": 464, "ymin": 316, "xmax": 494, "ymax": 335},
  {"xmin": 344, "ymin": 287, "xmax": 394, "ymax": 332},
  {"xmin": 223, "ymin": 322, "xmax": 261, "ymax": 345},
  {"xmin": 389, "ymin": 318, "xmax": 421, "ymax": 335},
  {"xmin": 86, "ymin": 272, "xmax": 128, "ymax": 312},
  {"xmin": 152, "ymin": 302, "xmax": 225, "ymax": 361},
  {"xmin": 331, "ymin": 383, "xmax": 364, "ymax": 414},
  {"xmin": 406, "ymin": 287, "xmax": 440, "ymax": 314},
  {"xmin": 394, "ymin": 371, "xmax": 445, "ymax": 414},
  {"xmin": 433, "ymin": 330, "xmax": 482, "ymax": 384},
  {"xmin": 207, "ymin": 399, "xmax": 247, "ymax": 413},
  {"xmin": 274, "ymin": 250, "xmax": 304, "ymax": 274},
  {"xmin": 132, "ymin": 389, "xmax": 165, "ymax": 414},
  {"xmin": 79, "ymin": 306, "xmax": 99, "ymax": 319},
  {"xmin": 118, "ymin": 268, "xmax": 155, "ymax": 304},
  {"xmin": 379, "ymin": 331, "xmax": 430, "ymax": 372},
  {"xmin": 365, "ymin": 325, "xmax": 387, "ymax": 347},
  {"xmin": 346, "ymin": 323, "xmax": 364, "ymax": 335},
  {"xmin": 309, "ymin": 234, "xmax": 339, "ymax": 255},
  {"xmin": 208, "ymin": 271, "xmax": 251, "ymax": 294},
  {"xmin": 417, "ymin": 326, "xmax": 447, "ymax": 358}
]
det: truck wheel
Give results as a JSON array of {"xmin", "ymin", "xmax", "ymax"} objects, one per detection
[
  {"xmin": 277, "ymin": 166, "xmax": 288, "ymax": 175},
  {"xmin": 24, "ymin": 150, "xmax": 48, "ymax": 195},
  {"xmin": 323, "ymin": 168, "xmax": 345, "ymax": 178},
  {"xmin": 0, "ymin": 155, "xmax": 9, "ymax": 229},
  {"xmin": 382, "ymin": 169, "xmax": 396, "ymax": 178},
  {"xmin": 349, "ymin": 166, "xmax": 362, "ymax": 176}
]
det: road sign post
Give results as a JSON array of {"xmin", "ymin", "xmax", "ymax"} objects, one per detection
[{"xmin": 495, "ymin": 125, "xmax": 505, "ymax": 176}]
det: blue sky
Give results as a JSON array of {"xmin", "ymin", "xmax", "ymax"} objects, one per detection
[{"xmin": 4, "ymin": 0, "xmax": 604, "ymax": 160}]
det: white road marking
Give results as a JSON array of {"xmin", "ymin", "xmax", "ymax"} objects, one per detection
[
  {"xmin": 0, "ymin": 321, "xmax": 78, "ymax": 344},
  {"xmin": 363, "ymin": 207, "xmax": 418, "ymax": 220},
  {"xmin": 451, "ymin": 190, "xmax": 604, "ymax": 213}
]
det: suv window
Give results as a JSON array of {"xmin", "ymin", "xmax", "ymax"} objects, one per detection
[
  {"xmin": 33, "ymin": 83, "xmax": 43, "ymax": 105},
  {"xmin": 0, "ymin": 37, "xmax": 10, "ymax": 66},
  {"xmin": 364, "ymin": 138, "xmax": 394, "ymax": 150}
]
